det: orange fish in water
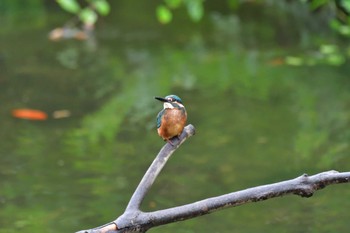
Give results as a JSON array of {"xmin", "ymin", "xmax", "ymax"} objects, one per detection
[{"xmin": 12, "ymin": 109, "xmax": 48, "ymax": 121}]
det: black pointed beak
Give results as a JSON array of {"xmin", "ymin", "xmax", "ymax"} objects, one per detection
[{"xmin": 155, "ymin": 96, "xmax": 168, "ymax": 102}]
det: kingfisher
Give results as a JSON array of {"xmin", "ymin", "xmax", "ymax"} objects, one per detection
[{"xmin": 155, "ymin": 94, "xmax": 187, "ymax": 145}]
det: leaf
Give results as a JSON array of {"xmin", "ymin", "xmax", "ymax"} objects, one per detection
[
  {"xmin": 56, "ymin": 0, "xmax": 81, "ymax": 14},
  {"xmin": 157, "ymin": 5, "xmax": 172, "ymax": 24},
  {"xmin": 185, "ymin": 0, "xmax": 204, "ymax": 22},
  {"xmin": 340, "ymin": 0, "xmax": 350, "ymax": 13},
  {"xmin": 227, "ymin": 0, "xmax": 240, "ymax": 10},
  {"xmin": 92, "ymin": 0, "xmax": 110, "ymax": 16},
  {"xmin": 165, "ymin": 0, "xmax": 182, "ymax": 8},
  {"xmin": 326, "ymin": 54, "xmax": 345, "ymax": 66},
  {"xmin": 310, "ymin": 0, "xmax": 328, "ymax": 10},
  {"xmin": 320, "ymin": 44, "xmax": 338, "ymax": 55},
  {"xmin": 338, "ymin": 25, "xmax": 350, "ymax": 36},
  {"xmin": 329, "ymin": 19, "xmax": 340, "ymax": 31},
  {"xmin": 79, "ymin": 8, "xmax": 98, "ymax": 25},
  {"xmin": 285, "ymin": 56, "xmax": 303, "ymax": 66}
]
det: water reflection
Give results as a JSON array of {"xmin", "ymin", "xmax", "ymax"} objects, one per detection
[{"xmin": 0, "ymin": 1, "xmax": 350, "ymax": 233}]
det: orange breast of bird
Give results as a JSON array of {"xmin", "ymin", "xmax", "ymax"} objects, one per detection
[{"xmin": 157, "ymin": 108, "xmax": 187, "ymax": 140}]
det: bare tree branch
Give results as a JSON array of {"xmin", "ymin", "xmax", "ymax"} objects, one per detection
[
  {"xmin": 76, "ymin": 124, "xmax": 350, "ymax": 233},
  {"xmin": 76, "ymin": 124, "xmax": 196, "ymax": 233},
  {"xmin": 125, "ymin": 124, "xmax": 196, "ymax": 212},
  {"xmin": 134, "ymin": 170, "xmax": 350, "ymax": 227}
]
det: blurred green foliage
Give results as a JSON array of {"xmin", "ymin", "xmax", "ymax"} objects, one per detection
[
  {"xmin": 53, "ymin": 0, "xmax": 350, "ymax": 66},
  {"xmin": 56, "ymin": 0, "xmax": 110, "ymax": 26},
  {"xmin": 285, "ymin": 0, "xmax": 350, "ymax": 66}
]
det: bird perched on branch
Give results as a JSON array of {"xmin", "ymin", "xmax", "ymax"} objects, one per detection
[{"xmin": 155, "ymin": 95, "xmax": 187, "ymax": 145}]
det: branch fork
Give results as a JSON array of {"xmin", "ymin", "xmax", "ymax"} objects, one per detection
[{"xmin": 76, "ymin": 124, "xmax": 350, "ymax": 233}]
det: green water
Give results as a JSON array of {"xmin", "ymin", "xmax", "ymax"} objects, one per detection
[{"xmin": 1, "ymin": 1, "xmax": 350, "ymax": 232}]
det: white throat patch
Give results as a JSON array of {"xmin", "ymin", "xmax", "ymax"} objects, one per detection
[
  {"xmin": 164, "ymin": 102, "xmax": 174, "ymax": 109},
  {"xmin": 163, "ymin": 102, "xmax": 184, "ymax": 109}
]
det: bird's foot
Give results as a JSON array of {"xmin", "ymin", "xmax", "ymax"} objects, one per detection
[
  {"xmin": 166, "ymin": 139, "xmax": 175, "ymax": 146},
  {"xmin": 166, "ymin": 135, "xmax": 181, "ymax": 146}
]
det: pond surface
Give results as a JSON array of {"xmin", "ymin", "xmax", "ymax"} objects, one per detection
[{"xmin": 0, "ymin": 1, "xmax": 350, "ymax": 233}]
